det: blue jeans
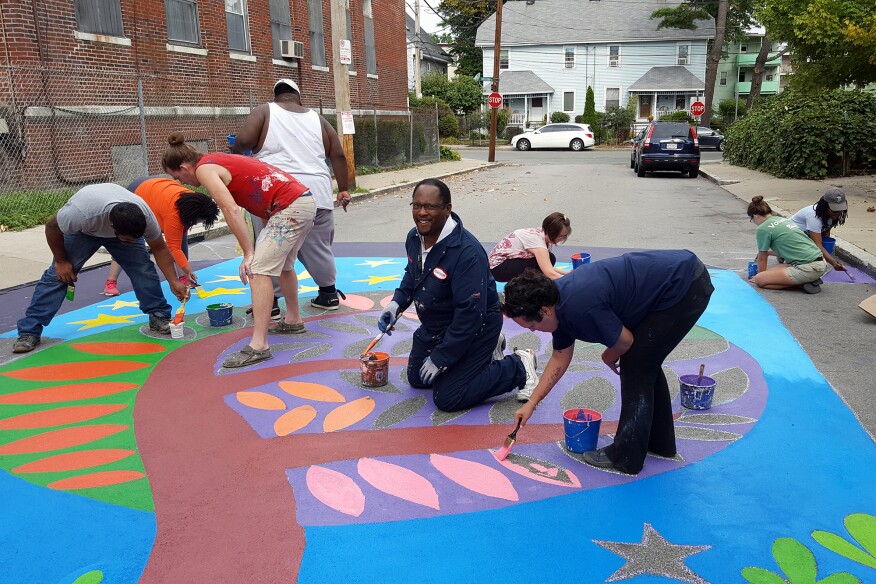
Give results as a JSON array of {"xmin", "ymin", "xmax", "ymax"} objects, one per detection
[{"xmin": 17, "ymin": 233, "xmax": 171, "ymax": 337}]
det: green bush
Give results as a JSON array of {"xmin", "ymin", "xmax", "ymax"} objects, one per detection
[
  {"xmin": 496, "ymin": 108, "xmax": 509, "ymax": 137},
  {"xmin": 661, "ymin": 110, "xmax": 696, "ymax": 124},
  {"xmin": 550, "ymin": 112, "xmax": 570, "ymax": 123},
  {"xmin": 595, "ymin": 105, "xmax": 636, "ymax": 144},
  {"xmin": 504, "ymin": 126, "xmax": 525, "ymax": 141},
  {"xmin": 440, "ymin": 145, "xmax": 461, "ymax": 161},
  {"xmin": 717, "ymin": 98, "xmax": 747, "ymax": 126},
  {"xmin": 410, "ymin": 95, "xmax": 458, "ymax": 139},
  {"xmin": 724, "ymin": 89, "xmax": 876, "ymax": 178},
  {"xmin": 0, "ymin": 190, "xmax": 74, "ymax": 231}
]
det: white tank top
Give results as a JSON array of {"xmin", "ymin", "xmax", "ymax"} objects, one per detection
[{"xmin": 255, "ymin": 103, "xmax": 333, "ymax": 209}]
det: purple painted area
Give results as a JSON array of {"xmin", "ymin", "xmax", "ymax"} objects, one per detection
[{"xmin": 821, "ymin": 267, "xmax": 875, "ymax": 284}]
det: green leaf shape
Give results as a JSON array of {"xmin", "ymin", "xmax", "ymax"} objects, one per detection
[
  {"xmin": 812, "ymin": 513, "xmax": 876, "ymax": 569},
  {"xmin": 816, "ymin": 574, "xmax": 860, "ymax": 584},
  {"xmin": 741, "ymin": 566, "xmax": 788, "ymax": 584},
  {"xmin": 774, "ymin": 538, "xmax": 817, "ymax": 583},
  {"xmin": 72, "ymin": 570, "xmax": 104, "ymax": 584}
]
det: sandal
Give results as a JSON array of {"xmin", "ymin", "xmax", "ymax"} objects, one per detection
[
  {"xmin": 222, "ymin": 345, "xmax": 273, "ymax": 368},
  {"xmin": 272, "ymin": 321, "xmax": 306, "ymax": 334}
]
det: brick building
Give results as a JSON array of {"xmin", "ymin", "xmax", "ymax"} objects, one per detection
[{"xmin": 0, "ymin": 0, "xmax": 409, "ymax": 189}]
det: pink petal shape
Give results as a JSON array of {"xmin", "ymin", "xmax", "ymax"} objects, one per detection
[
  {"xmin": 357, "ymin": 458, "xmax": 440, "ymax": 510},
  {"xmin": 379, "ymin": 295, "xmax": 419, "ymax": 322},
  {"xmin": 430, "ymin": 454, "xmax": 519, "ymax": 501},
  {"xmin": 339, "ymin": 294, "xmax": 375, "ymax": 311},
  {"xmin": 306, "ymin": 465, "xmax": 365, "ymax": 517}
]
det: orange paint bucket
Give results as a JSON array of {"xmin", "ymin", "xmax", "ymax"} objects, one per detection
[{"xmin": 360, "ymin": 352, "xmax": 390, "ymax": 387}]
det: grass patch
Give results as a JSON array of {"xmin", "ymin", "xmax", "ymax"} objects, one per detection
[{"xmin": 0, "ymin": 190, "xmax": 74, "ymax": 231}]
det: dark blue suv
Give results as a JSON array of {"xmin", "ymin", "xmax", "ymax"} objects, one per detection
[{"xmin": 635, "ymin": 121, "xmax": 700, "ymax": 178}]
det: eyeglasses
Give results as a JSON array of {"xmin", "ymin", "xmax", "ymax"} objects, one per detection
[{"xmin": 410, "ymin": 203, "xmax": 446, "ymax": 212}]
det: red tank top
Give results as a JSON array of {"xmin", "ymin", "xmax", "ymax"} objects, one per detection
[{"xmin": 196, "ymin": 152, "xmax": 309, "ymax": 220}]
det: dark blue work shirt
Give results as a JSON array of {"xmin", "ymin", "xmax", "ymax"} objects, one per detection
[{"xmin": 551, "ymin": 250, "xmax": 704, "ymax": 350}]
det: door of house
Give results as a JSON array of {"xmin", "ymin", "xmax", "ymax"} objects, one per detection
[
  {"xmin": 638, "ymin": 95, "xmax": 652, "ymax": 119},
  {"xmin": 530, "ymin": 97, "xmax": 544, "ymax": 123}
]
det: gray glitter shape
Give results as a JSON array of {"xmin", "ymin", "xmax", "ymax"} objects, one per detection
[
  {"xmin": 269, "ymin": 329, "xmax": 331, "ymax": 341},
  {"xmin": 593, "ymin": 523, "xmax": 711, "ymax": 584},
  {"xmin": 0, "ymin": 337, "xmax": 63, "ymax": 367},
  {"xmin": 194, "ymin": 313, "xmax": 247, "ymax": 330},
  {"xmin": 320, "ymin": 320, "xmax": 372, "ymax": 336},
  {"xmin": 488, "ymin": 394, "xmax": 522, "ymax": 424},
  {"xmin": 345, "ymin": 339, "xmax": 382, "ymax": 359},
  {"xmin": 398, "ymin": 367, "xmax": 409, "ymax": 385},
  {"xmin": 288, "ymin": 343, "xmax": 333, "ymax": 363},
  {"xmin": 573, "ymin": 343, "xmax": 608, "ymax": 363},
  {"xmin": 373, "ymin": 395, "xmax": 428, "ymax": 429},
  {"xmin": 565, "ymin": 362, "xmax": 603, "ymax": 373},
  {"xmin": 674, "ymin": 425, "xmax": 741, "ymax": 442},
  {"xmin": 502, "ymin": 451, "xmax": 579, "ymax": 486},
  {"xmin": 557, "ymin": 442, "xmax": 635, "ymax": 475},
  {"xmin": 711, "ymin": 367, "xmax": 750, "ymax": 406},
  {"xmin": 338, "ymin": 369, "xmax": 404, "ymax": 394},
  {"xmin": 507, "ymin": 330, "xmax": 542, "ymax": 353},
  {"xmin": 431, "ymin": 408, "xmax": 468, "ymax": 426},
  {"xmin": 679, "ymin": 413, "xmax": 756, "ymax": 426},
  {"xmin": 667, "ymin": 338, "xmax": 729, "ymax": 362},
  {"xmin": 139, "ymin": 323, "xmax": 197, "ymax": 341},
  {"xmin": 353, "ymin": 314, "xmax": 411, "ymax": 333},
  {"xmin": 664, "ymin": 366, "xmax": 680, "ymax": 401},
  {"xmin": 561, "ymin": 376, "xmax": 615, "ymax": 415},
  {"xmin": 391, "ymin": 338, "xmax": 413, "ymax": 357}
]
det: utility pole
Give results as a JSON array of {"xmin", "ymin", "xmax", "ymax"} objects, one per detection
[
  {"xmin": 414, "ymin": 0, "xmax": 422, "ymax": 98},
  {"xmin": 330, "ymin": 0, "xmax": 356, "ymax": 188},
  {"xmin": 487, "ymin": 0, "xmax": 503, "ymax": 163}
]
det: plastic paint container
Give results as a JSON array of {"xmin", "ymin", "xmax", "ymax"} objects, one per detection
[
  {"xmin": 360, "ymin": 352, "xmax": 389, "ymax": 387},
  {"xmin": 563, "ymin": 408, "xmax": 602, "ymax": 453},
  {"xmin": 679, "ymin": 374, "xmax": 717, "ymax": 410},
  {"xmin": 748, "ymin": 261, "xmax": 759, "ymax": 279},
  {"xmin": 206, "ymin": 303, "xmax": 234, "ymax": 327},
  {"xmin": 571, "ymin": 253, "xmax": 591, "ymax": 269},
  {"xmin": 169, "ymin": 323, "xmax": 184, "ymax": 339},
  {"xmin": 822, "ymin": 236, "xmax": 836, "ymax": 255}
]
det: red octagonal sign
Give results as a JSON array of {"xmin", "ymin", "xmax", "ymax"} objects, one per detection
[
  {"xmin": 690, "ymin": 101, "xmax": 705, "ymax": 117},
  {"xmin": 487, "ymin": 92, "xmax": 503, "ymax": 109}
]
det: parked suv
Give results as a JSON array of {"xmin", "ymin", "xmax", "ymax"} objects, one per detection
[{"xmin": 634, "ymin": 121, "xmax": 700, "ymax": 178}]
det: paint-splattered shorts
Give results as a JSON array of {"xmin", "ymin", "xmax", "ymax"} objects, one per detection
[{"xmin": 250, "ymin": 194, "xmax": 316, "ymax": 277}]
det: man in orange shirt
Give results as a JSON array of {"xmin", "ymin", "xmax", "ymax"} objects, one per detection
[{"xmin": 103, "ymin": 177, "xmax": 220, "ymax": 295}]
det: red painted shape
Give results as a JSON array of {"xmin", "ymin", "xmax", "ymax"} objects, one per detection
[
  {"xmin": 0, "ymin": 382, "xmax": 139, "ymax": 404},
  {"xmin": 1, "ymin": 361, "xmax": 150, "ymax": 381},
  {"xmin": 13, "ymin": 448, "xmax": 136, "ymax": 474},
  {"xmin": 71, "ymin": 342, "xmax": 167, "ymax": 355},
  {"xmin": 0, "ymin": 424, "xmax": 128, "ymax": 455},
  {"xmin": 0, "ymin": 404, "xmax": 127, "ymax": 430},
  {"xmin": 47, "ymin": 470, "xmax": 146, "ymax": 490}
]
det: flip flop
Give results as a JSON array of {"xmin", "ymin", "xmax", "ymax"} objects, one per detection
[
  {"xmin": 222, "ymin": 345, "xmax": 273, "ymax": 368},
  {"xmin": 272, "ymin": 322, "xmax": 306, "ymax": 334}
]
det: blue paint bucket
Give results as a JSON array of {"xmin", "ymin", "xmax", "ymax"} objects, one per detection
[
  {"xmin": 206, "ymin": 303, "xmax": 234, "ymax": 327},
  {"xmin": 563, "ymin": 408, "xmax": 602, "ymax": 453},
  {"xmin": 822, "ymin": 236, "xmax": 836, "ymax": 255},
  {"xmin": 571, "ymin": 253, "xmax": 591, "ymax": 269},
  {"xmin": 748, "ymin": 261, "xmax": 759, "ymax": 279},
  {"xmin": 679, "ymin": 374, "xmax": 716, "ymax": 410}
]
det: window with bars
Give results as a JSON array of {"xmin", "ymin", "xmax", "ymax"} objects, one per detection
[
  {"xmin": 74, "ymin": 0, "xmax": 124, "ymax": 36},
  {"xmin": 499, "ymin": 49, "xmax": 509, "ymax": 70},
  {"xmin": 677, "ymin": 43, "xmax": 690, "ymax": 65},
  {"xmin": 269, "ymin": 0, "xmax": 292, "ymax": 59},
  {"xmin": 166, "ymin": 0, "xmax": 200, "ymax": 44},
  {"xmin": 720, "ymin": 71, "xmax": 727, "ymax": 86},
  {"xmin": 225, "ymin": 0, "xmax": 250, "ymax": 52},
  {"xmin": 608, "ymin": 45, "xmax": 620, "ymax": 67},
  {"xmin": 563, "ymin": 91, "xmax": 575, "ymax": 112},
  {"xmin": 605, "ymin": 87, "xmax": 620, "ymax": 109},
  {"xmin": 308, "ymin": 0, "xmax": 326, "ymax": 67},
  {"xmin": 363, "ymin": 0, "xmax": 376, "ymax": 75},
  {"xmin": 564, "ymin": 46, "xmax": 575, "ymax": 68}
]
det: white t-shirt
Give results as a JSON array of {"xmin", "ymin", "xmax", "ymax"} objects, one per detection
[
  {"xmin": 790, "ymin": 205, "xmax": 832, "ymax": 234},
  {"xmin": 421, "ymin": 217, "xmax": 457, "ymax": 269},
  {"xmin": 487, "ymin": 227, "xmax": 548, "ymax": 269}
]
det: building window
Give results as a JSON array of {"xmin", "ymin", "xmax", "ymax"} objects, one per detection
[
  {"xmin": 740, "ymin": 44, "xmax": 748, "ymax": 52},
  {"xmin": 225, "ymin": 0, "xmax": 250, "ymax": 52},
  {"xmin": 363, "ymin": 0, "xmax": 376, "ymax": 75},
  {"xmin": 74, "ymin": 0, "xmax": 124, "ymax": 36},
  {"xmin": 308, "ymin": 0, "xmax": 326, "ymax": 67},
  {"xmin": 499, "ymin": 49, "xmax": 509, "ymax": 70},
  {"xmin": 564, "ymin": 46, "xmax": 575, "ymax": 68},
  {"xmin": 563, "ymin": 91, "xmax": 575, "ymax": 112},
  {"xmin": 166, "ymin": 0, "xmax": 200, "ymax": 44},
  {"xmin": 739, "ymin": 70, "xmax": 747, "ymax": 82},
  {"xmin": 766, "ymin": 72, "xmax": 774, "ymax": 82},
  {"xmin": 719, "ymin": 71, "xmax": 727, "ymax": 86},
  {"xmin": 608, "ymin": 45, "xmax": 620, "ymax": 67},
  {"xmin": 269, "ymin": 0, "xmax": 292, "ymax": 59},
  {"xmin": 675, "ymin": 95, "xmax": 687, "ymax": 110},
  {"xmin": 677, "ymin": 43, "xmax": 690, "ymax": 65},
  {"xmin": 605, "ymin": 87, "xmax": 620, "ymax": 109}
]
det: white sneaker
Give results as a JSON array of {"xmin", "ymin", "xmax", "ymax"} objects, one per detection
[
  {"xmin": 492, "ymin": 332, "xmax": 506, "ymax": 361},
  {"xmin": 514, "ymin": 348, "xmax": 539, "ymax": 402}
]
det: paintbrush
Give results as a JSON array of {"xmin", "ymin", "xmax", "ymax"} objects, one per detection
[
  {"xmin": 843, "ymin": 269, "xmax": 856, "ymax": 282},
  {"xmin": 495, "ymin": 419, "xmax": 523, "ymax": 461},
  {"xmin": 360, "ymin": 325, "xmax": 393, "ymax": 359},
  {"xmin": 697, "ymin": 363, "xmax": 705, "ymax": 385},
  {"xmin": 172, "ymin": 293, "xmax": 189, "ymax": 325}
]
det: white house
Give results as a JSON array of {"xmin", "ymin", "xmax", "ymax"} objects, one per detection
[{"xmin": 476, "ymin": 0, "xmax": 715, "ymax": 126}]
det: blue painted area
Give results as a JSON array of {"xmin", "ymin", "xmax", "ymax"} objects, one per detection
[
  {"xmin": 0, "ymin": 470, "xmax": 154, "ymax": 584},
  {"xmin": 297, "ymin": 269, "xmax": 876, "ymax": 583}
]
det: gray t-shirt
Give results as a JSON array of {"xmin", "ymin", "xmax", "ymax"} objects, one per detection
[{"xmin": 56, "ymin": 183, "xmax": 161, "ymax": 240}]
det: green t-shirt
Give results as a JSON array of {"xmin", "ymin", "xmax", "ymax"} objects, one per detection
[{"xmin": 756, "ymin": 216, "xmax": 822, "ymax": 264}]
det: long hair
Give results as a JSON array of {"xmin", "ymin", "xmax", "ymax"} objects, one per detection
[
  {"xmin": 501, "ymin": 269, "xmax": 559, "ymax": 322},
  {"xmin": 175, "ymin": 192, "xmax": 220, "ymax": 230},
  {"xmin": 161, "ymin": 132, "xmax": 203, "ymax": 172},
  {"xmin": 814, "ymin": 198, "xmax": 846, "ymax": 231}
]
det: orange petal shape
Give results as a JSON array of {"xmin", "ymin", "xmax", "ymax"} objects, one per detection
[
  {"xmin": 236, "ymin": 391, "xmax": 287, "ymax": 410},
  {"xmin": 430, "ymin": 454, "xmax": 519, "ymax": 502},
  {"xmin": 2, "ymin": 361, "xmax": 150, "ymax": 381},
  {"xmin": 13, "ymin": 448, "xmax": 136, "ymax": 474},
  {"xmin": 278, "ymin": 381, "xmax": 345, "ymax": 403},
  {"xmin": 70, "ymin": 342, "xmax": 166, "ymax": 355},
  {"xmin": 306, "ymin": 465, "xmax": 365, "ymax": 517},
  {"xmin": 47, "ymin": 470, "xmax": 146, "ymax": 490},
  {"xmin": 323, "ymin": 397, "xmax": 375, "ymax": 432},
  {"xmin": 0, "ymin": 382, "xmax": 139, "ymax": 404},
  {"xmin": 339, "ymin": 294, "xmax": 375, "ymax": 311},
  {"xmin": 0, "ymin": 424, "xmax": 128, "ymax": 455},
  {"xmin": 357, "ymin": 458, "xmax": 440, "ymax": 510},
  {"xmin": 0, "ymin": 404, "xmax": 127, "ymax": 430},
  {"xmin": 274, "ymin": 405, "xmax": 318, "ymax": 436}
]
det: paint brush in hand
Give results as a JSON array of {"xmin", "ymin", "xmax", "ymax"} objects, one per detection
[
  {"xmin": 495, "ymin": 419, "xmax": 523, "ymax": 461},
  {"xmin": 843, "ymin": 269, "xmax": 856, "ymax": 282},
  {"xmin": 172, "ymin": 293, "xmax": 189, "ymax": 325}
]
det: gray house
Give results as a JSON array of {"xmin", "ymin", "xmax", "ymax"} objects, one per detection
[
  {"xmin": 476, "ymin": 0, "xmax": 715, "ymax": 127},
  {"xmin": 407, "ymin": 14, "xmax": 453, "ymax": 91}
]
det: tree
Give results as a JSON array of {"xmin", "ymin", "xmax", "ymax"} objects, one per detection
[
  {"xmin": 421, "ymin": 72, "xmax": 484, "ymax": 114},
  {"xmin": 746, "ymin": 35, "xmax": 787, "ymax": 110},
  {"xmin": 436, "ymin": 0, "xmax": 497, "ymax": 77},
  {"xmin": 582, "ymin": 86, "xmax": 597, "ymax": 127}
]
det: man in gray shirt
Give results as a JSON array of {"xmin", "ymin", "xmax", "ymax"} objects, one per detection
[{"xmin": 14, "ymin": 183, "xmax": 189, "ymax": 353}]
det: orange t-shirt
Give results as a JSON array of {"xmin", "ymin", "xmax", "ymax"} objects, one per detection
[{"xmin": 131, "ymin": 178, "xmax": 193, "ymax": 271}]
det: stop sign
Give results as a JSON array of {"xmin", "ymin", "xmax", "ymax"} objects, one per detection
[
  {"xmin": 487, "ymin": 92, "xmax": 503, "ymax": 109},
  {"xmin": 690, "ymin": 101, "xmax": 705, "ymax": 117}
]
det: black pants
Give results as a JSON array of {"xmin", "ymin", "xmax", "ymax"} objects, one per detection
[
  {"xmin": 605, "ymin": 266, "xmax": 714, "ymax": 474},
  {"xmin": 490, "ymin": 252, "xmax": 556, "ymax": 283}
]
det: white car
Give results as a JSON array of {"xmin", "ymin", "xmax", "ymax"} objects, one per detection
[{"xmin": 510, "ymin": 123, "xmax": 596, "ymax": 151}]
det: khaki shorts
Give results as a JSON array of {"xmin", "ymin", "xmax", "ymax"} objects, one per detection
[
  {"xmin": 787, "ymin": 258, "xmax": 828, "ymax": 284},
  {"xmin": 250, "ymin": 194, "xmax": 316, "ymax": 277}
]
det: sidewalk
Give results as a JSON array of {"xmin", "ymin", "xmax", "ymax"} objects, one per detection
[
  {"xmin": 0, "ymin": 158, "xmax": 496, "ymax": 291},
  {"xmin": 699, "ymin": 161, "xmax": 876, "ymax": 277}
]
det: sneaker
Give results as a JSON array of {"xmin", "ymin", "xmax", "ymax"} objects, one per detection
[
  {"xmin": 149, "ymin": 314, "xmax": 171, "ymax": 334},
  {"xmin": 13, "ymin": 333, "xmax": 40, "ymax": 353},
  {"xmin": 802, "ymin": 282, "xmax": 822, "ymax": 294},
  {"xmin": 310, "ymin": 289, "xmax": 346, "ymax": 311},
  {"xmin": 514, "ymin": 348, "xmax": 539, "ymax": 402},
  {"xmin": 246, "ymin": 299, "xmax": 282, "ymax": 321},
  {"xmin": 492, "ymin": 332, "xmax": 506, "ymax": 361},
  {"xmin": 103, "ymin": 279, "xmax": 120, "ymax": 296},
  {"xmin": 813, "ymin": 278, "xmax": 823, "ymax": 286}
]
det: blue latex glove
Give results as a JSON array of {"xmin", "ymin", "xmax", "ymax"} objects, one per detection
[
  {"xmin": 419, "ymin": 357, "xmax": 443, "ymax": 385},
  {"xmin": 378, "ymin": 301, "xmax": 400, "ymax": 334}
]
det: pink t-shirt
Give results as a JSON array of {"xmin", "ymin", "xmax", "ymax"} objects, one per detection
[{"xmin": 488, "ymin": 227, "xmax": 549, "ymax": 269}]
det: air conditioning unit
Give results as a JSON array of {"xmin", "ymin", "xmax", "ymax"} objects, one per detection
[
  {"xmin": 280, "ymin": 40, "xmax": 304, "ymax": 59},
  {"xmin": 677, "ymin": 57, "xmax": 688, "ymax": 65},
  {"xmin": 608, "ymin": 59, "xmax": 619, "ymax": 67}
]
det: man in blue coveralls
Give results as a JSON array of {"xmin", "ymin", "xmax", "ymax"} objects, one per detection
[{"xmin": 377, "ymin": 178, "xmax": 539, "ymax": 412}]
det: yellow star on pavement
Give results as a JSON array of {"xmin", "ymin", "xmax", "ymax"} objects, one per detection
[
  {"xmin": 356, "ymin": 260, "xmax": 401, "ymax": 268},
  {"xmin": 353, "ymin": 275, "xmax": 402, "ymax": 286},
  {"xmin": 69, "ymin": 313, "xmax": 146, "ymax": 331},
  {"xmin": 206, "ymin": 275, "xmax": 243, "ymax": 284},
  {"xmin": 298, "ymin": 269, "xmax": 312, "ymax": 281},
  {"xmin": 299, "ymin": 285, "xmax": 319, "ymax": 293},
  {"xmin": 196, "ymin": 287, "xmax": 248, "ymax": 299},
  {"xmin": 98, "ymin": 299, "xmax": 140, "ymax": 310}
]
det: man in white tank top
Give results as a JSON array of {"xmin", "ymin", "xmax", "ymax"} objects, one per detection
[{"xmin": 232, "ymin": 79, "xmax": 350, "ymax": 311}]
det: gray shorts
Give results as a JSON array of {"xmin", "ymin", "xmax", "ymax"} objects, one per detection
[
  {"xmin": 787, "ymin": 258, "xmax": 828, "ymax": 284},
  {"xmin": 250, "ymin": 195, "xmax": 316, "ymax": 277}
]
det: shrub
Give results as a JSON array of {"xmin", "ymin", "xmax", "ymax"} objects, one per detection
[
  {"xmin": 504, "ymin": 126, "xmax": 525, "ymax": 141},
  {"xmin": 661, "ymin": 110, "xmax": 696, "ymax": 124},
  {"xmin": 595, "ymin": 105, "xmax": 636, "ymax": 144},
  {"xmin": 550, "ymin": 112, "xmax": 570, "ymax": 123},
  {"xmin": 440, "ymin": 145, "xmax": 461, "ymax": 160},
  {"xmin": 496, "ymin": 108, "xmax": 510, "ymax": 137},
  {"xmin": 582, "ymin": 87, "xmax": 597, "ymax": 131},
  {"xmin": 717, "ymin": 98, "xmax": 747, "ymax": 126},
  {"xmin": 574, "ymin": 115, "xmax": 583, "ymax": 123},
  {"xmin": 411, "ymin": 94, "xmax": 458, "ymax": 139}
]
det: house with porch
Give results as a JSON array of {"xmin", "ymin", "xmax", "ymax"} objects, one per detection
[
  {"xmin": 713, "ymin": 29, "xmax": 788, "ymax": 107},
  {"xmin": 475, "ymin": 0, "xmax": 714, "ymax": 128}
]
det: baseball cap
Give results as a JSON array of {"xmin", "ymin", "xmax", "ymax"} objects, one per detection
[
  {"xmin": 822, "ymin": 187, "xmax": 847, "ymax": 212},
  {"xmin": 274, "ymin": 78, "xmax": 300, "ymax": 93}
]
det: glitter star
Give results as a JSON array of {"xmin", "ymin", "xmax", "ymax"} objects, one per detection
[
  {"xmin": 98, "ymin": 299, "xmax": 140, "ymax": 310},
  {"xmin": 205, "ymin": 275, "xmax": 243, "ymax": 284},
  {"xmin": 195, "ymin": 287, "xmax": 248, "ymax": 299},
  {"xmin": 352, "ymin": 275, "xmax": 402, "ymax": 286},
  {"xmin": 298, "ymin": 269, "xmax": 311, "ymax": 280},
  {"xmin": 68, "ymin": 313, "xmax": 146, "ymax": 331},
  {"xmin": 356, "ymin": 260, "xmax": 401, "ymax": 268},
  {"xmin": 593, "ymin": 523, "xmax": 711, "ymax": 583}
]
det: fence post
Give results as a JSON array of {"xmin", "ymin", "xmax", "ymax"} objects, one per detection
[
  {"xmin": 138, "ymin": 78, "xmax": 148, "ymax": 175},
  {"xmin": 372, "ymin": 106, "xmax": 377, "ymax": 166},
  {"xmin": 409, "ymin": 108, "xmax": 413, "ymax": 164},
  {"xmin": 435, "ymin": 102, "xmax": 439, "ymax": 161}
]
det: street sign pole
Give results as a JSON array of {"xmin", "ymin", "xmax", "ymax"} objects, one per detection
[{"xmin": 488, "ymin": 0, "xmax": 503, "ymax": 163}]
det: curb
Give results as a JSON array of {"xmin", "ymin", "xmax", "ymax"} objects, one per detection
[
  {"xmin": 698, "ymin": 167, "xmax": 876, "ymax": 279},
  {"xmin": 348, "ymin": 162, "xmax": 500, "ymax": 201}
]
